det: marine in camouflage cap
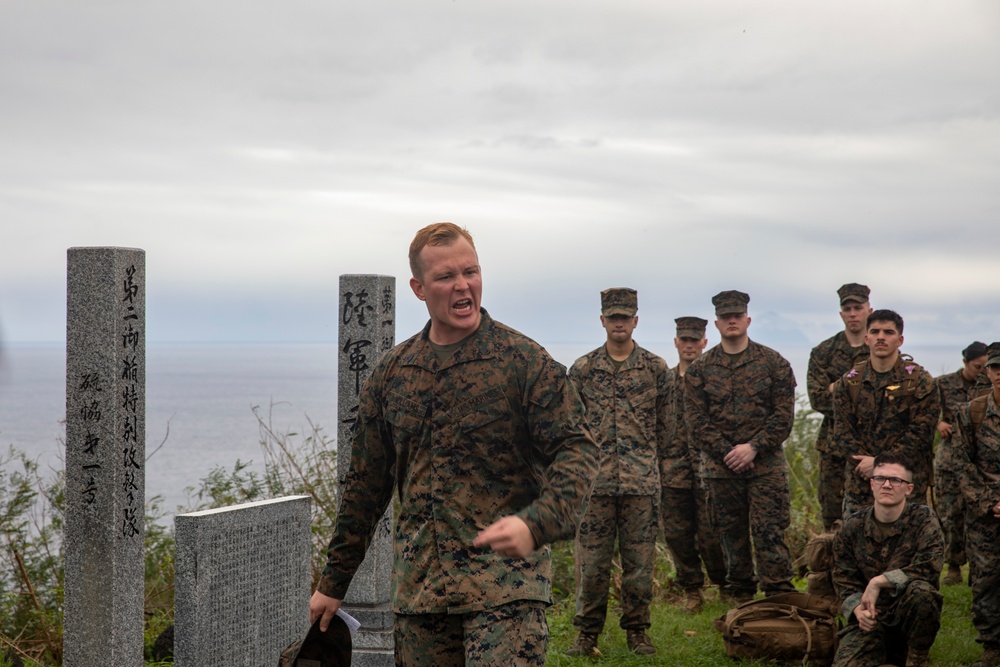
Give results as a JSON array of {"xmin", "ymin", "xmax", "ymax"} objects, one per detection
[
  {"xmin": 807, "ymin": 284, "xmax": 872, "ymax": 530},
  {"xmin": 566, "ymin": 286, "xmax": 670, "ymax": 656},
  {"xmin": 661, "ymin": 313, "xmax": 727, "ymax": 608},
  {"xmin": 951, "ymin": 342, "xmax": 1000, "ymax": 664},
  {"xmin": 601, "ymin": 287, "xmax": 638, "ymax": 317},
  {"xmin": 987, "ymin": 341, "xmax": 1000, "ymax": 368},
  {"xmin": 685, "ymin": 289, "xmax": 797, "ymax": 599},
  {"xmin": 675, "ymin": 316, "xmax": 708, "ymax": 340},
  {"xmin": 711, "ymin": 290, "xmax": 749, "ymax": 316},
  {"xmin": 837, "ymin": 282, "xmax": 871, "ymax": 305}
]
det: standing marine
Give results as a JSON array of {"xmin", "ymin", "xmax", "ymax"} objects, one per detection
[
  {"xmin": 566, "ymin": 287, "xmax": 672, "ymax": 657},
  {"xmin": 934, "ymin": 340, "xmax": 988, "ymax": 585},
  {"xmin": 952, "ymin": 341, "xmax": 1000, "ymax": 667},
  {"xmin": 660, "ymin": 315, "xmax": 726, "ymax": 613},
  {"xmin": 684, "ymin": 290, "xmax": 796, "ymax": 602},
  {"xmin": 807, "ymin": 282, "xmax": 871, "ymax": 530}
]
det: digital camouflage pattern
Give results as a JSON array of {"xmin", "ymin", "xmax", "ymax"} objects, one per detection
[
  {"xmin": 660, "ymin": 485, "xmax": 726, "ymax": 591},
  {"xmin": 393, "ymin": 600, "xmax": 548, "ymax": 667},
  {"xmin": 952, "ymin": 392, "xmax": 1000, "ymax": 644},
  {"xmin": 934, "ymin": 367, "xmax": 978, "ymax": 568},
  {"xmin": 684, "ymin": 340, "xmax": 797, "ymax": 596},
  {"xmin": 935, "ymin": 368, "xmax": 979, "ymax": 472},
  {"xmin": 568, "ymin": 343, "xmax": 670, "ymax": 633},
  {"xmin": 832, "ymin": 503, "xmax": 944, "ymax": 666},
  {"xmin": 571, "ymin": 495, "xmax": 658, "ymax": 633},
  {"xmin": 660, "ymin": 365, "xmax": 726, "ymax": 591},
  {"xmin": 833, "ymin": 355, "xmax": 939, "ymax": 517},
  {"xmin": 684, "ymin": 340, "xmax": 796, "ymax": 479},
  {"xmin": 807, "ymin": 331, "xmax": 870, "ymax": 528},
  {"xmin": 568, "ymin": 343, "xmax": 672, "ymax": 496},
  {"xmin": 707, "ymin": 469, "xmax": 795, "ymax": 596},
  {"xmin": 318, "ymin": 310, "xmax": 598, "ymax": 614}
]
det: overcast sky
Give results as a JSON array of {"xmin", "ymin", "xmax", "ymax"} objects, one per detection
[{"xmin": 2, "ymin": 1, "xmax": 998, "ymax": 351}]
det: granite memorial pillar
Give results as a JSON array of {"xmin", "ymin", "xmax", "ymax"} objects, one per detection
[
  {"xmin": 64, "ymin": 247, "xmax": 145, "ymax": 667},
  {"xmin": 337, "ymin": 274, "xmax": 395, "ymax": 666}
]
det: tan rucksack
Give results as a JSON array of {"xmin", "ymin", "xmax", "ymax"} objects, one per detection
[{"xmin": 714, "ymin": 591, "xmax": 839, "ymax": 666}]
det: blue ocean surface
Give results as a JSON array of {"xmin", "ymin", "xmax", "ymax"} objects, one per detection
[{"xmin": 0, "ymin": 340, "xmax": 961, "ymax": 520}]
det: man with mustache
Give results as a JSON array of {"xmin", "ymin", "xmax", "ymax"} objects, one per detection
[{"xmin": 832, "ymin": 309, "xmax": 939, "ymax": 518}]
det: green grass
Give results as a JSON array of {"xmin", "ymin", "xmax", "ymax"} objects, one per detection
[{"xmin": 546, "ymin": 574, "xmax": 980, "ymax": 666}]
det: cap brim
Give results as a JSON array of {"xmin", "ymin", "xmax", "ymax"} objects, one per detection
[
  {"xmin": 840, "ymin": 296, "xmax": 867, "ymax": 305},
  {"xmin": 602, "ymin": 308, "xmax": 636, "ymax": 317}
]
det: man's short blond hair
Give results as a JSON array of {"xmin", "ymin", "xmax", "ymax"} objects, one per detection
[{"xmin": 408, "ymin": 223, "xmax": 476, "ymax": 278}]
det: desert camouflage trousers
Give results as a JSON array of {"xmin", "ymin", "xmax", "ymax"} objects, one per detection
[
  {"xmin": 573, "ymin": 494, "xmax": 657, "ymax": 633},
  {"xmin": 935, "ymin": 467, "xmax": 967, "ymax": 567},
  {"xmin": 833, "ymin": 579, "xmax": 942, "ymax": 667},
  {"xmin": 705, "ymin": 469, "xmax": 795, "ymax": 597},
  {"xmin": 393, "ymin": 600, "xmax": 548, "ymax": 667},
  {"xmin": 967, "ymin": 512, "xmax": 1000, "ymax": 644},
  {"xmin": 661, "ymin": 483, "xmax": 727, "ymax": 591}
]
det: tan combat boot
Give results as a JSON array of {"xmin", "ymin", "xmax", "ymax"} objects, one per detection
[
  {"xmin": 626, "ymin": 629, "xmax": 657, "ymax": 655},
  {"xmin": 682, "ymin": 589, "xmax": 704, "ymax": 614},
  {"xmin": 565, "ymin": 632, "xmax": 601, "ymax": 657}
]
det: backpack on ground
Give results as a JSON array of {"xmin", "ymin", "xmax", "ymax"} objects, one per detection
[
  {"xmin": 713, "ymin": 591, "xmax": 839, "ymax": 666},
  {"xmin": 797, "ymin": 532, "xmax": 840, "ymax": 610}
]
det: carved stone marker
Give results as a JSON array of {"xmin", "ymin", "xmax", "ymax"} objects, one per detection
[
  {"xmin": 174, "ymin": 496, "xmax": 312, "ymax": 667},
  {"xmin": 64, "ymin": 247, "xmax": 146, "ymax": 667},
  {"xmin": 337, "ymin": 274, "xmax": 395, "ymax": 666}
]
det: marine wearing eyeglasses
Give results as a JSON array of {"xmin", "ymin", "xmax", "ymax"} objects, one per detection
[{"xmin": 831, "ymin": 452, "xmax": 944, "ymax": 667}]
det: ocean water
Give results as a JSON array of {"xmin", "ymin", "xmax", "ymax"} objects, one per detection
[{"xmin": 0, "ymin": 339, "xmax": 962, "ymax": 520}]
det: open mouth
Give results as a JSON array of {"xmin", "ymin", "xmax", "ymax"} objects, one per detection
[{"xmin": 453, "ymin": 298, "xmax": 473, "ymax": 313}]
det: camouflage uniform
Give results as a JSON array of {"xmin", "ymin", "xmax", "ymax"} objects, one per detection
[
  {"xmin": 568, "ymin": 339, "xmax": 671, "ymax": 634},
  {"xmin": 833, "ymin": 356, "xmax": 939, "ymax": 518},
  {"xmin": 684, "ymin": 333, "xmax": 797, "ymax": 598},
  {"xmin": 808, "ymin": 331, "xmax": 870, "ymax": 529},
  {"xmin": 832, "ymin": 503, "xmax": 944, "ymax": 667},
  {"xmin": 953, "ymin": 388, "xmax": 1000, "ymax": 647},
  {"xmin": 318, "ymin": 309, "xmax": 598, "ymax": 664},
  {"xmin": 934, "ymin": 367, "xmax": 977, "ymax": 571},
  {"xmin": 661, "ymin": 362, "xmax": 727, "ymax": 592}
]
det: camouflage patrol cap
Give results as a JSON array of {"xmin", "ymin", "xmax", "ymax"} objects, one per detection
[
  {"xmin": 675, "ymin": 316, "xmax": 708, "ymax": 339},
  {"xmin": 278, "ymin": 616, "xmax": 352, "ymax": 667},
  {"xmin": 837, "ymin": 283, "xmax": 870, "ymax": 305},
  {"xmin": 601, "ymin": 288, "xmax": 638, "ymax": 317},
  {"xmin": 986, "ymin": 342, "xmax": 1000, "ymax": 368},
  {"xmin": 711, "ymin": 290, "xmax": 749, "ymax": 316}
]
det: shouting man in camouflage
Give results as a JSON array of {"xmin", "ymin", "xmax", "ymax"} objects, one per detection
[
  {"xmin": 661, "ymin": 316, "xmax": 726, "ymax": 613},
  {"xmin": 565, "ymin": 288, "xmax": 672, "ymax": 657},
  {"xmin": 684, "ymin": 290, "xmax": 796, "ymax": 602},
  {"xmin": 952, "ymin": 341, "xmax": 1000, "ymax": 667},
  {"xmin": 309, "ymin": 223, "xmax": 598, "ymax": 667},
  {"xmin": 832, "ymin": 452, "xmax": 944, "ymax": 667},
  {"xmin": 807, "ymin": 283, "xmax": 871, "ymax": 530},
  {"xmin": 833, "ymin": 309, "xmax": 939, "ymax": 518},
  {"xmin": 934, "ymin": 340, "xmax": 989, "ymax": 586}
]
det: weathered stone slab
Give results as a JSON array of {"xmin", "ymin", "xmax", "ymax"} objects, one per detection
[
  {"xmin": 174, "ymin": 496, "xmax": 312, "ymax": 667},
  {"xmin": 64, "ymin": 247, "xmax": 146, "ymax": 667},
  {"xmin": 337, "ymin": 275, "xmax": 395, "ymax": 660}
]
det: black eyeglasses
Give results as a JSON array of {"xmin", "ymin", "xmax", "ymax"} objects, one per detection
[{"xmin": 870, "ymin": 475, "xmax": 912, "ymax": 488}]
